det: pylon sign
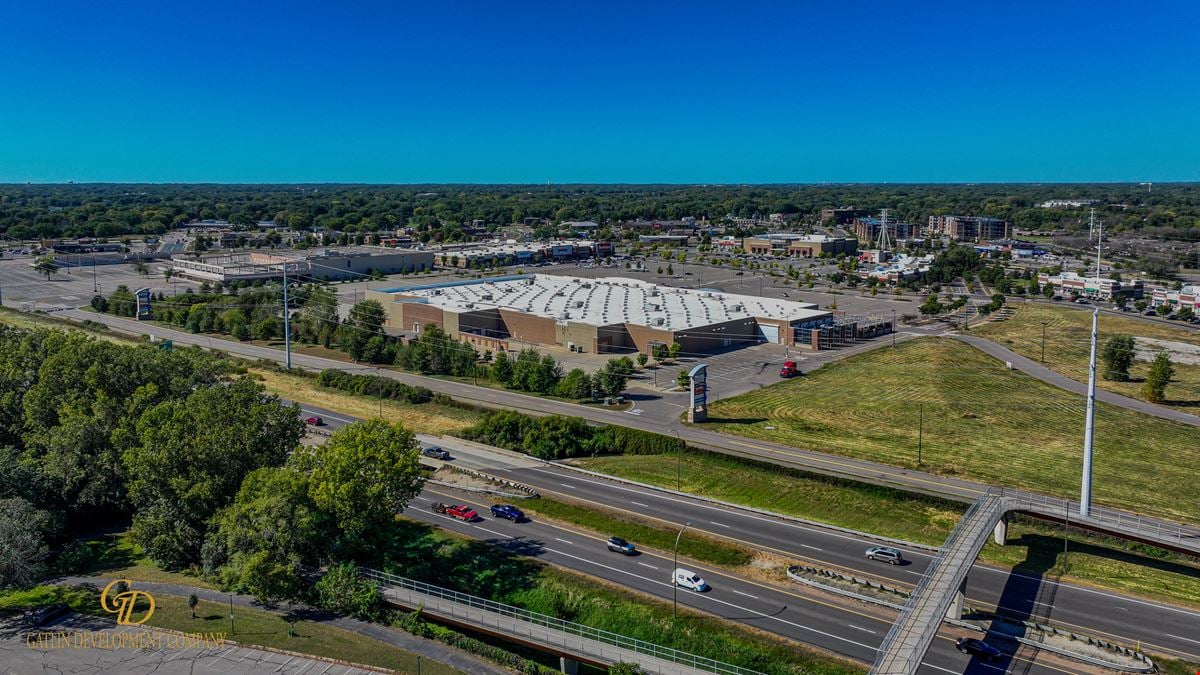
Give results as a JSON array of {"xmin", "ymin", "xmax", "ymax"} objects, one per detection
[
  {"xmin": 135, "ymin": 288, "xmax": 153, "ymax": 320},
  {"xmin": 688, "ymin": 363, "xmax": 708, "ymax": 423}
]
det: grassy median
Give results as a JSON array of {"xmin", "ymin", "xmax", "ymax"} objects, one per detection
[
  {"xmin": 703, "ymin": 337, "xmax": 1200, "ymax": 524},
  {"xmin": 973, "ymin": 302, "xmax": 1200, "ymax": 409}
]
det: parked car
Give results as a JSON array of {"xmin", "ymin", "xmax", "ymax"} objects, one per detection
[
  {"xmin": 779, "ymin": 360, "xmax": 799, "ymax": 378},
  {"xmin": 304, "ymin": 416, "xmax": 323, "ymax": 426},
  {"xmin": 956, "ymin": 638, "xmax": 1002, "ymax": 661},
  {"xmin": 1075, "ymin": 298, "xmax": 1090, "ymax": 304},
  {"xmin": 1051, "ymin": 295, "xmax": 1063, "ymax": 301},
  {"xmin": 490, "ymin": 504, "xmax": 524, "ymax": 521},
  {"xmin": 1144, "ymin": 309, "xmax": 1158, "ymax": 316},
  {"xmin": 673, "ymin": 568, "xmax": 709, "ymax": 592},
  {"xmin": 430, "ymin": 502, "xmax": 449, "ymax": 514},
  {"xmin": 606, "ymin": 537, "xmax": 637, "ymax": 555},
  {"xmin": 735, "ymin": 271, "xmax": 744, "ymax": 275},
  {"xmin": 445, "ymin": 504, "xmax": 479, "ymax": 521},
  {"xmin": 422, "ymin": 445, "xmax": 451, "ymax": 460},
  {"xmin": 865, "ymin": 546, "xmax": 904, "ymax": 565}
]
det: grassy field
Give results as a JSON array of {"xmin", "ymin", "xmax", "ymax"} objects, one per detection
[
  {"xmin": 66, "ymin": 530, "xmax": 219, "ymax": 589},
  {"xmin": 702, "ymin": 337, "xmax": 1200, "ymax": 524},
  {"xmin": 0, "ymin": 585, "xmax": 459, "ymax": 674},
  {"xmin": 573, "ymin": 452, "xmax": 1200, "ymax": 609},
  {"xmin": 973, "ymin": 302, "xmax": 1200, "ymax": 409},
  {"xmin": 251, "ymin": 368, "xmax": 483, "ymax": 436}
]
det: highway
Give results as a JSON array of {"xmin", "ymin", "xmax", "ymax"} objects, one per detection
[
  {"xmin": 405, "ymin": 484, "xmax": 1088, "ymax": 675},
  {"xmin": 302, "ymin": 402, "xmax": 1200, "ymax": 664},
  {"xmin": 49, "ymin": 311, "xmax": 1200, "ymax": 662}
]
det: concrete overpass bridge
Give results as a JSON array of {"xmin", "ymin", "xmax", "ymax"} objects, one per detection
[
  {"xmin": 359, "ymin": 568, "xmax": 762, "ymax": 675},
  {"xmin": 871, "ymin": 488, "xmax": 1200, "ymax": 675}
]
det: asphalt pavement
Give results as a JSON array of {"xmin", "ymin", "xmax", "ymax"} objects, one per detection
[
  {"xmin": 405, "ymin": 485, "xmax": 1086, "ymax": 675},
  {"xmin": 299, "ymin": 403, "xmax": 1200, "ymax": 663}
]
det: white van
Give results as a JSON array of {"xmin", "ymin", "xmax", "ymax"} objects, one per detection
[{"xmin": 673, "ymin": 568, "xmax": 708, "ymax": 592}]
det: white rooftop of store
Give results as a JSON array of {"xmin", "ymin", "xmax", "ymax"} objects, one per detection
[{"xmin": 390, "ymin": 274, "xmax": 829, "ymax": 330}]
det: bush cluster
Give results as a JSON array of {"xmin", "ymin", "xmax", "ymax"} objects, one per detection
[{"xmin": 316, "ymin": 369, "xmax": 435, "ymax": 404}]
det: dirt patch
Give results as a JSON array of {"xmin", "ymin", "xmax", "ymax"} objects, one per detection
[{"xmin": 1134, "ymin": 337, "xmax": 1200, "ymax": 365}]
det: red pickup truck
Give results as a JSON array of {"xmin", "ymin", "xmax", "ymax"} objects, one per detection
[
  {"xmin": 431, "ymin": 502, "xmax": 478, "ymax": 521},
  {"xmin": 779, "ymin": 360, "xmax": 799, "ymax": 378}
]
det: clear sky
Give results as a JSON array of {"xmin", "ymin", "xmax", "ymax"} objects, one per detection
[{"xmin": 1, "ymin": 1, "xmax": 1197, "ymax": 183}]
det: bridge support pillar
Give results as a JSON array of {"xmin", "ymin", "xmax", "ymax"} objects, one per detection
[
  {"xmin": 559, "ymin": 657, "xmax": 579, "ymax": 675},
  {"xmin": 993, "ymin": 514, "xmax": 1009, "ymax": 546},
  {"xmin": 945, "ymin": 577, "xmax": 967, "ymax": 620}
]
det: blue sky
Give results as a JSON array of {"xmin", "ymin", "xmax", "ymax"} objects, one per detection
[{"xmin": 1, "ymin": 1, "xmax": 1197, "ymax": 183}]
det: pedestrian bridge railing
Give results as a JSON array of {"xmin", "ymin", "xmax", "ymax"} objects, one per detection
[{"xmin": 360, "ymin": 568, "xmax": 764, "ymax": 675}]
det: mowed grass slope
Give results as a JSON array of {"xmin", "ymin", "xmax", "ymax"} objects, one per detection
[
  {"xmin": 973, "ymin": 303, "xmax": 1200, "ymax": 409},
  {"xmin": 704, "ymin": 337, "xmax": 1200, "ymax": 523}
]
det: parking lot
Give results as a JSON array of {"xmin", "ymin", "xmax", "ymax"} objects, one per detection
[{"xmin": 0, "ymin": 256, "xmax": 200, "ymax": 311}]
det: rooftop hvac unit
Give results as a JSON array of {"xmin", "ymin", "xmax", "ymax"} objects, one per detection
[
  {"xmin": 560, "ymin": 312, "xmax": 570, "ymax": 320},
  {"xmin": 481, "ymin": 293, "xmax": 493, "ymax": 301},
  {"xmin": 574, "ymin": 300, "xmax": 584, "ymax": 308},
  {"xmin": 732, "ymin": 304, "xmax": 743, "ymax": 312},
  {"xmin": 464, "ymin": 303, "xmax": 474, "ymax": 309},
  {"xmin": 582, "ymin": 282, "xmax": 592, "ymax": 288},
  {"xmin": 650, "ymin": 289, "xmax": 660, "ymax": 297},
  {"xmin": 654, "ymin": 317, "xmax": 665, "ymax": 326}
]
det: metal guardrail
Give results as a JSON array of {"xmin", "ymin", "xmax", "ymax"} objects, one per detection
[{"xmin": 360, "ymin": 568, "xmax": 763, "ymax": 675}]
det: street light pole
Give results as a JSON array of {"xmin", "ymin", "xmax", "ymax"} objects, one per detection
[
  {"xmin": 891, "ymin": 309, "xmax": 897, "ymax": 348},
  {"xmin": 282, "ymin": 263, "xmax": 292, "ymax": 370},
  {"xmin": 673, "ymin": 521, "xmax": 692, "ymax": 621},
  {"xmin": 1040, "ymin": 322, "xmax": 1048, "ymax": 363}
]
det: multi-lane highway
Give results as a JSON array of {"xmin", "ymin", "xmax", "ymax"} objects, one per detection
[
  {"xmin": 303, "ymin": 403, "xmax": 1200, "ymax": 664},
  {"xmin": 406, "ymin": 485, "xmax": 1088, "ymax": 675}
]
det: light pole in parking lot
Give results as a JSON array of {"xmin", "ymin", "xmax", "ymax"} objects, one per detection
[{"xmin": 673, "ymin": 521, "xmax": 692, "ymax": 621}]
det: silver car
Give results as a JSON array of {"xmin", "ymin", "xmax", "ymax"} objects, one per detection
[{"xmin": 865, "ymin": 546, "xmax": 904, "ymax": 565}]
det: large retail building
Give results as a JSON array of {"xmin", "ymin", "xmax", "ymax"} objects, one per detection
[{"xmin": 364, "ymin": 274, "xmax": 885, "ymax": 354}]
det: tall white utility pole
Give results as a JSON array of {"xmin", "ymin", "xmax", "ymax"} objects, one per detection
[
  {"xmin": 282, "ymin": 261, "xmax": 292, "ymax": 370},
  {"xmin": 1080, "ymin": 208, "xmax": 1101, "ymax": 517}
]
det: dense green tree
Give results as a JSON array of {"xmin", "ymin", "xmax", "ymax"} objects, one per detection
[
  {"xmin": 292, "ymin": 420, "xmax": 423, "ymax": 557},
  {"xmin": 32, "ymin": 256, "xmax": 59, "ymax": 280},
  {"xmin": 489, "ymin": 350, "xmax": 513, "ymax": 384},
  {"xmin": 295, "ymin": 285, "xmax": 338, "ymax": 347},
  {"xmin": 1101, "ymin": 335, "xmax": 1136, "ymax": 381},
  {"xmin": 0, "ymin": 498, "xmax": 54, "ymax": 589},
  {"xmin": 1143, "ymin": 352, "xmax": 1175, "ymax": 403},
  {"xmin": 205, "ymin": 467, "xmax": 326, "ymax": 603},
  {"xmin": 555, "ymin": 368, "xmax": 592, "ymax": 400},
  {"xmin": 343, "ymin": 300, "xmax": 386, "ymax": 362},
  {"xmin": 124, "ymin": 379, "xmax": 304, "ymax": 569}
]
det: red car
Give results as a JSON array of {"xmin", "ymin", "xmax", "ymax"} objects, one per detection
[
  {"xmin": 305, "ymin": 416, "xmax": 324, "ymax": 426},
  {"xmin": 446, "ymin": 504, "xmax": 479, "ymax": 521},
  {"xmin": 779, "ymin": 361, "xmax": 799, "ymax": 378}
]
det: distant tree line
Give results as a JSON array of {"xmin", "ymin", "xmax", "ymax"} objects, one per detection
[{"xmin": 4, "ymin": 183, "xmax": 1198, "ymax": 243}]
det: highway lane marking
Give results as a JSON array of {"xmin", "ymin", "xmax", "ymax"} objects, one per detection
[
  {"xmin": 473, "ymin": 526, "xmax": 512, "ymax": 539},
  {"xmin": 1165, "ymin": 633, "xmax": 1200, "ymax": 646},
  {"xmin": 538, "ymin": 545, "xmax": 880, "ymax": 652},
  {"xmin": 554, "ymin": 537, "xmax": 574, "ymax": 545},
  {"xmin": 710, "ymin": 521, "xmax": 731, "ymax": 528},
  {"xmin": 519, "ymin": 466, "xmax": 1179, "ymax": 652},
  {"xmin": 560, "ymin": 483, "xmax": 577, "ymax": 489},
  {"xmin": 801, "ymin": 544, "xmax": 823, "ymax": 551},
  {"xmin": 848, "ymin": 625, "xmax": 876, "ymax": 634},
  {"xmin": 730, "ymin": 590, "xmax": 758, "ymax": 599},
  {"xmin": 630, "ymin": 501, "xmax": 649, "ymax": 508},
  {"xmin": 637, "ymin": 562, "xmax": 658, "ymax": 570}
]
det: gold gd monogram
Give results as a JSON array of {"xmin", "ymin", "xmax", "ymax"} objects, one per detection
[{"xmin": 100, "ymin": 579, "xmax": 156, "ymax": 625}]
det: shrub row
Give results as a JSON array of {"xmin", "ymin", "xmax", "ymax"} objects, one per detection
[
  {"xmin": 316, "ymin": 369, "xmax": 436, "ymax": 404},
  {"xmin": 457, "ymin": 410, "xmax": 683, "ymax": 460}
]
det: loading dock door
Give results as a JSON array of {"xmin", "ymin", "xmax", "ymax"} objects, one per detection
[{"xmin": 758, "ymin": 323, "xmax": 779, "ymax": 344}]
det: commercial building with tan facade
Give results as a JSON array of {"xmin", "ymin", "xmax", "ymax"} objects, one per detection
[{"xmin": 365, "ymin": 274, "xmax": 839, "ymax": 355}]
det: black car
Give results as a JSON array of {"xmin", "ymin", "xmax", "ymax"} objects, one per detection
[
  {"xmin": 956, "ymin": 638, "xmax": 1002, "ymax": 661},
  {"xmin": 606, "ymin": 537, "xmax": 636, "ymax": 555},
  {"xmin": 422, "ymin": 446, "xmax": 450, "ymax": 460}
]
